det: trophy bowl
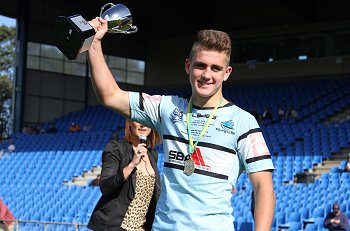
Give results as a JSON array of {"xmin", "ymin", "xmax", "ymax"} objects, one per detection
[{"xmin": 100, "ymin": 3, "xmax": 138, "ymax": 34}]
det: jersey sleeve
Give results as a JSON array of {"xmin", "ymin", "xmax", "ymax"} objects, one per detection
[
  {"xmin": 236, "ymin": 114, "xmax": 274, "ymax": 174},
  {"xmin": 128, "ymin": 91, "xmax": 163, "ymax": 131}
]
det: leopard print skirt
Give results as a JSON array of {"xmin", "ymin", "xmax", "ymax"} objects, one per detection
[{"xmin": 121, "ymin": 168, "xmax": 155, "ymax": 231}]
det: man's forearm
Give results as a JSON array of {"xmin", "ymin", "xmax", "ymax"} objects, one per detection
[{"xmin": 254, "ymin": 188, "xmax": 275, "ymax": 231}]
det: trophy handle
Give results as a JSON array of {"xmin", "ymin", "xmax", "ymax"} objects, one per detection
[
  {"xmin": 109, "ymin": 25, "xmax": 138, "ymax": 34},
  {"xmin": 100, "ymin": 3, "xmax": 115, "ymax": 18},
  {"xmin": 124, "ymin": 25, "xmax": 138, "ymax": 34}
]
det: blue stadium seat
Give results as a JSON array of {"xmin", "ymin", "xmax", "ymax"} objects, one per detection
[
  {"xmin": 274, "ymin": 211, "xmax": 285, "ymax": 230},
  {"xmin": 304, "ymin": 223, "xmax": 317, "ymax": 231},
  {"xmin": 314, "ymin": 217, "xmax": 325, "ymax": 230},
  {"xmin": 239, "ymin": 221, "xmax": 253, "ymax": 231},
  {"xmin": 287, "ymin": 221, "xmax": 302, "ymax": 231}
]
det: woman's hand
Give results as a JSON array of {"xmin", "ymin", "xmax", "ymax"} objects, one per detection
[{"xmin": 131, "ymin": 143, "xmax": 147, "ymax": 167}]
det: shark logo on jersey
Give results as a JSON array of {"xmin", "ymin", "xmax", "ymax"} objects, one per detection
[
  {"xmin": 216, "ymin": 120, "xmax": 235, "ymax": 135},
  {"xmin": 169, "ymin": 107, "xmax": 184, "ymax": 123},
  {"xmin": 221, "ymin": 120, "xmax": 234, "ymax": 130}
]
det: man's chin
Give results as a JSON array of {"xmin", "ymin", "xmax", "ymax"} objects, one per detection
[
  {"xmin": 196, "ymin": 92, "xmax": 212, "ymax": 99},
  {"xmin": 195, "ymin": 86, "xmax": 212, "ymax": 96}
]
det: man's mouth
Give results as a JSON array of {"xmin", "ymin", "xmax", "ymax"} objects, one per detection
[{"xmin": 198, "ymin": 81, "xmax": 210, "ymax": 86}]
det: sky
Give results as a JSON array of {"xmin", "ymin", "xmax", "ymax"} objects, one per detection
[{"xmin": 0, "ymin": 15, "xmax": 16, "ymax": 27}]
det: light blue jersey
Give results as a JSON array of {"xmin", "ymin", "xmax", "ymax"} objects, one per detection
[{"xmin": 129, "ymin": 92, "xmax": 274, "ymax": 231}]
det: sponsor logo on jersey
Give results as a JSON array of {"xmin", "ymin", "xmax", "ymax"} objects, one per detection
[
  {"xmin": 192, "ymin": 113, "xmax": 217, "ymax": 119},
  {"xmin": 169, "ymin": 148, "xmax": 211, "ymax": 171},
  {"xmin": 169, "ymin": 107, "xmax": 184, "ymax": 123},
  {"xmin": 215, "ymin": 120, "xmax": 235, "ymax": 135}
]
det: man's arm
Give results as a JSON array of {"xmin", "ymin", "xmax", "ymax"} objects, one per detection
[
  {"xmin": 88, "ymin": 17, "xmax": 130, "ymax": 117},
  {"xmin": 340, "ymin": 213, "xmax": 349, "ymax": 230},
  {"xmin": 249, "ymin": 170, "xmax": 275, "ymax": 231},
  {"xmin": 323, "ymin": 214, "xmax": 331, "ymax": 228}
]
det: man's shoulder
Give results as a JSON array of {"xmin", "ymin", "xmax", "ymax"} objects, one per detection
[{"xmin": 133, "ymin": 92, "xmax": 188, "ymax": 108}]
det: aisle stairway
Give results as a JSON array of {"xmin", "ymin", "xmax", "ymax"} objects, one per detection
[
  {"xmin": 66, "ymin": 166, "xmax": 102, "ymax": 186},
  {"xmin": 312, "ymin": 147, "xmax": 350, "ymax": 179}
]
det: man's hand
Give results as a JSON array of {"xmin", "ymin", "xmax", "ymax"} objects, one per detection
[
  {"xmin": 89, "ymin": 17, "xmax": 108, "ymax": 42},
  {"xmin": 330, "ymin": 218, "xmax": 340, "ymax": 224}
]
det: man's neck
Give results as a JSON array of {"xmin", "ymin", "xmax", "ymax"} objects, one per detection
[{"xmin": 192, "ymin": 95, "xmax": 227, "ymax": 108}]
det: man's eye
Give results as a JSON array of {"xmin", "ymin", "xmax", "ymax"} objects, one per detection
[
  {"xmin": 212, "ymin": 67, "xmax": 222, "ymax": 72},
  {"xmin": 194, "ymin": 64, "xmax": 206, "ymax": 69}
]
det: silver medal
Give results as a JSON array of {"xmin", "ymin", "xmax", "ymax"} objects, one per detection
[{"xmin": 184, "ymin": 159, "xmax": 195, "ymax": 176}]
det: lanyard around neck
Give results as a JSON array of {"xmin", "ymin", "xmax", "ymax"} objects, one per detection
[{"xmin": 186, "ymin": 96, "xmax": 223, "ymax": 154}]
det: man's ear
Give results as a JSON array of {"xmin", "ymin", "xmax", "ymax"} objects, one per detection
[
  {"xmin": 224, "ymin": 66, "xmax": 233, "ymax": 81},
  {"xmin": 185, "ymin": 59, "xmax": 190, "ymax": 75}
]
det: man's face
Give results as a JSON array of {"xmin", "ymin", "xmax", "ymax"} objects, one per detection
[
  {"xmin": 333, "ymin": 206, "xmax": 340, "ymax": 215},
  {"xmin": 185, "ymin": 48, "xmax": 232, "ymax": 103}
]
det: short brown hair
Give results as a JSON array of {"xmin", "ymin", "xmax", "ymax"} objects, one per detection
[
  {"xmin": 189, "ymin": 29, "xmax": 232, "ymax": 64},
  {"xmin": 124, "ymin": 119, "xmax": 161, "ymax": 149}
]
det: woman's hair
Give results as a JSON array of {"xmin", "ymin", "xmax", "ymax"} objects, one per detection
[
  {"xmin": 124, "ymin": 119, "xmax": 161, "ymax": 149},
  {"xmin": 189, "ymin": 29, "xmax": 232, "ymax": 65}
]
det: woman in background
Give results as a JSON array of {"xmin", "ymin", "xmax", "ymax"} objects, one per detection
[
  {"xmin": 88, "ymin": 118, "xmax": 161, "ymax": 231},
  {"xmin": 0, "ymin": 198, "xmax": 15, "ymax": 231}
]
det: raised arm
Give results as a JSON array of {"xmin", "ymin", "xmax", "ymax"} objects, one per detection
[
  {"xmin": 249, "ymin": 170, "xmax": 276, "ymax": 231},
  {"xmin": 88, "ymin": 17, "xmax": 130, "ymax": 117}
]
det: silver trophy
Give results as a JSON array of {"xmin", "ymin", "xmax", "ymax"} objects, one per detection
[
  {"xmin": 54, "ymin": 2, "xmax": 138, "ymax": 60},
  {"xmin": 100, "ymin": 3, "xmax": 138, "ymax": 34}
]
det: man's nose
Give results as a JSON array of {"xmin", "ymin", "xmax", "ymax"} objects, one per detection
[{"xmin": 201, "ymin": 68, "xmax": 211, "ymax": 79}]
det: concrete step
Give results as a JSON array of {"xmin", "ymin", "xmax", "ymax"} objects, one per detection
[
  {"xmin": 64, "ymin": 165, "xmax": 102, "ymax": 187},
  {"xmin": 324, "ymin": 106, "xmax": 350, "ymax": 124},
  {"xmin": 322, "ymin": 160, "xmax": 341, "ymax": 165},
  {"xmin": 292, "ymin": 145, "xmax": 350, "ymax": 182},
  {"xmin": 331, "ymin": 150, "xmax": 350, "ymax": 160},
  {"xmin": 72, "ymin": 176, "xmax": 88, "ymax": 186},
  {"xmin": 84, "ymin": 169, "xmax": 101, "ymax": 179},
  {"xmin": 312, "ymin": 161, "xmax": 340, "ymax": 179}
]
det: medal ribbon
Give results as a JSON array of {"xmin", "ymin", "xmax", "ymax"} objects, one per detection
[{"xmin": 186, "ymin": 96, "xmax": 223, "ymax": 154}]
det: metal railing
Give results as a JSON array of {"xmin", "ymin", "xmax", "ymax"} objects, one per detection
[{"xmin": 2, "ymin": 219, "xmax": 87, "ymax": 231}]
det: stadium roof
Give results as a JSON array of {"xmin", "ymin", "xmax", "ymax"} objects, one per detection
[{"xmin": 1, "ymin": 0, "xmax": 350, "ymax": 42}]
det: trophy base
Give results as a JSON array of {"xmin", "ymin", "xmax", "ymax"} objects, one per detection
[{"xmin": 54, "ymin": 15, "xmax": 95, "ymax": 60}]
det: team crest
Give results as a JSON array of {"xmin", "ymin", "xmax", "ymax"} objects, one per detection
[
  {"xmin": 170, "ymin": 107, "xmax": 184, "ymax": 123},
  {"xmin": 221, "ymin": 120, "xmax": 234, "ymax": 130}
]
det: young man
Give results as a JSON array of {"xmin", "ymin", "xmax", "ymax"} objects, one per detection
[{"xmin": 88, "ymin": 17, "xmax": 275, "ymax": 230}]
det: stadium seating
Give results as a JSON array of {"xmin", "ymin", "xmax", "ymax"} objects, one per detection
[{"xmin": 0, "ymin": 77, "xmax": 350, "ymax": 231}]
